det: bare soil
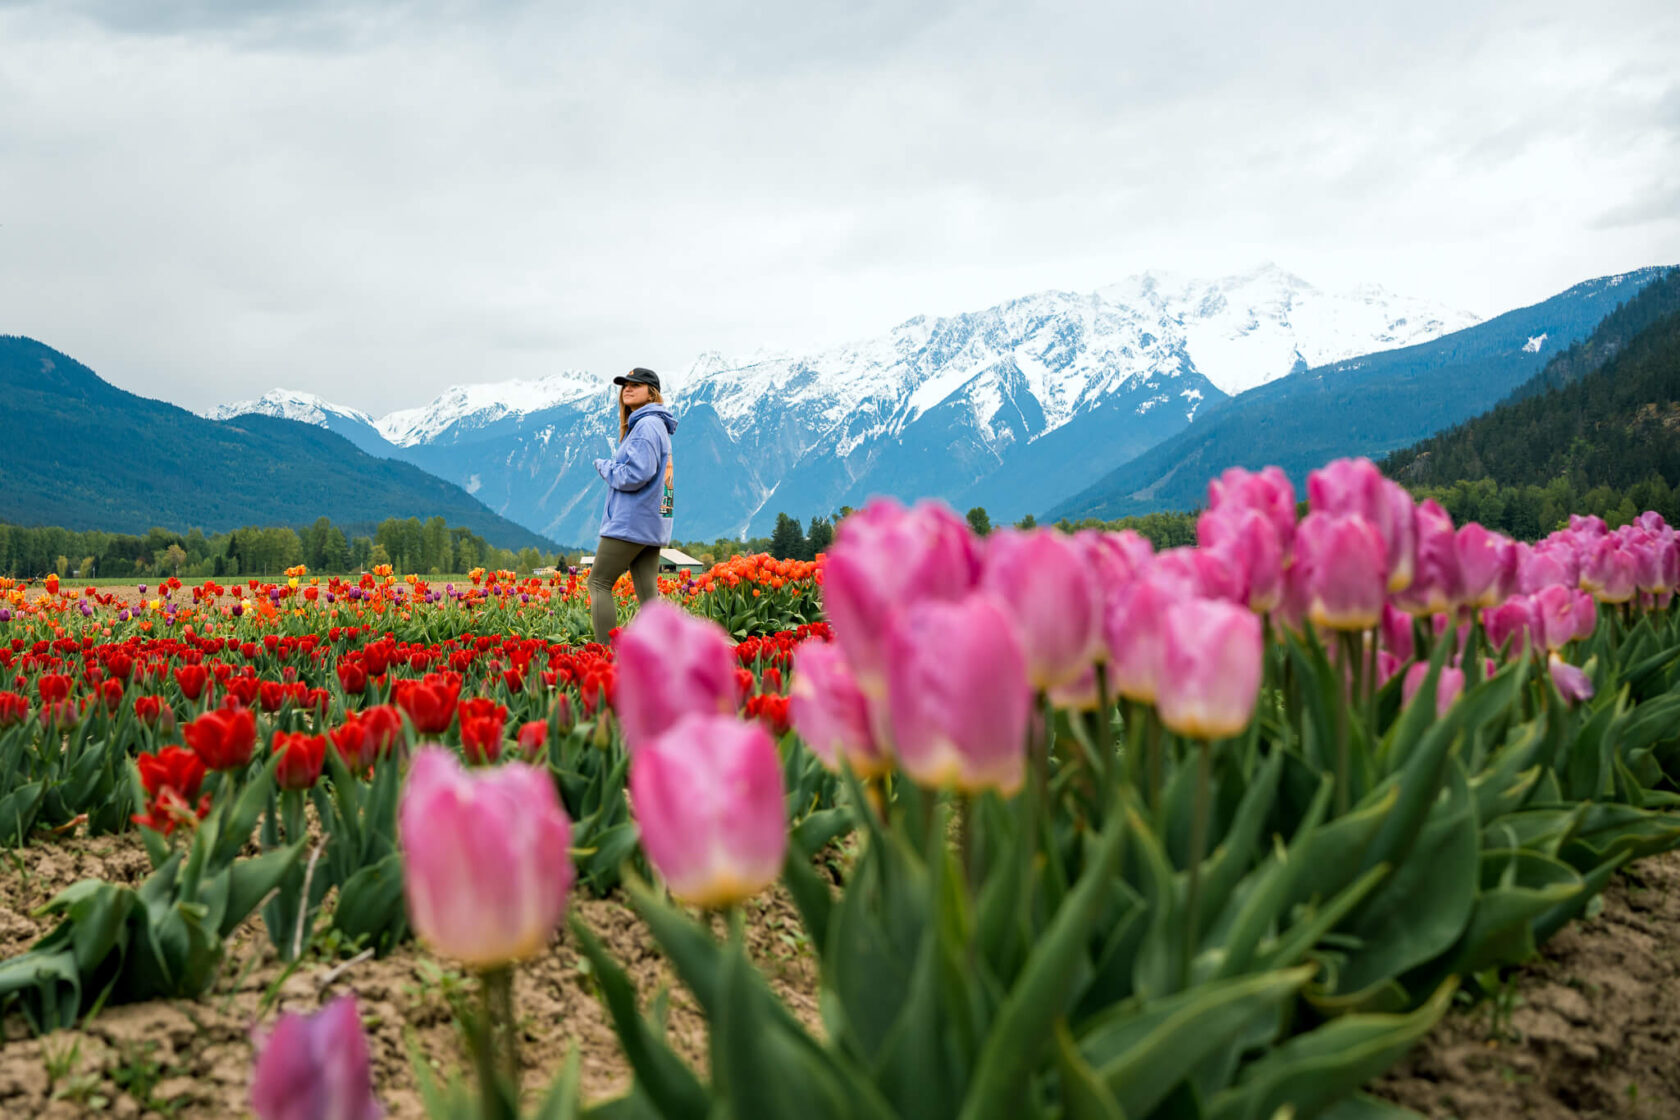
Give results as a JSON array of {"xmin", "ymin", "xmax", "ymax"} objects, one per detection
[
  {"xmin": 1373, "ymin": 847, "xmax": 1680, "ymax": 1119},
  {"xmin": 4, "ymin": 832, "xmax": 1678, "ymax": 1118},
  {"xmin": 0, "ymin": 829, "xmax": 820, "ymax": 1118}
]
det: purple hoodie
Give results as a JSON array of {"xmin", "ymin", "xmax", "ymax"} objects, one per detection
[{"xmin": 594, "ymin": 403, "xmax": 678, "ymax": 546}]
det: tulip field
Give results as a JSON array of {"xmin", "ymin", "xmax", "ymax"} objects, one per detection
[{"xmin": 2, "ymin": 458, "xmax": 1680, "ymax": 1119}]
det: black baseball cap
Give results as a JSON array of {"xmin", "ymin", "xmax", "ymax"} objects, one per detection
[{"xmin": 613, "ymin": 367, "xmax": 661, "ymax": 391}]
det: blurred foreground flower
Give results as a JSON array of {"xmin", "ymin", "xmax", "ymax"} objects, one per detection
[{"xmin": 250, "ymin": 994, "xmax": 382, "ymax": 1120}]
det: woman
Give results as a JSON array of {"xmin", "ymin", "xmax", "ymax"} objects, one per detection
[{"xmin": 589, "ymin": 367, "xmax": 678, "ymax": 643}]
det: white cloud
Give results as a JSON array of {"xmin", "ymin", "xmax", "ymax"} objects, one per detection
[{"xmin": 0, "ymin": 0, "xmax": 1676, "ymax": 414}]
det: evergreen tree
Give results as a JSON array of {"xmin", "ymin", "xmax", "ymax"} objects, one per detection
[
  {"xmin": 966, "ymin": 507, "xmax": 993, "ymax": 536},
  {"xmin": 1015, "ymin": 513, "xmax": 1037, "ymax": 530},
  {"xmin": 806, "ymin": 516, "xmax": 834, "ymax": 556},
  {"xmin": 769, "ymin": 512, "xmax": 806, "ymax": 560}
]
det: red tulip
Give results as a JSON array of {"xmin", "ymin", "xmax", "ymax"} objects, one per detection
[
  {"xmin": 37, "ymin": 673, "xmax": 71, "ymax": 705},
  {"xmin": 183, "ymin": 706, "xmax": 257, "ymax": 771},
  {"xmin": 516, "ymin": 720, "xmax": 549, "ymax": 760},
  {"xmin": 0, "ymin": 691, "xmax": 27, "ymax": 727},
  {"xmin": 458, "ymin": 697, "xmax": 508, "ymax": 765},
  {"xmin": 273, "ymin": 731, "xmax": 327, "ymax": 791},
  {"xmin": 336, "ymin": 659, "xmax": 368, "ymax": 695},
  {"xmin": 394, "ymin": 673, "xmax": 462, "ymax": 735}
]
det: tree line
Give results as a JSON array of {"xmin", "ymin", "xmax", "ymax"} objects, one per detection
[{"xmin": 0, "ymin": 515, "xmax": 565, "ymax": 580}]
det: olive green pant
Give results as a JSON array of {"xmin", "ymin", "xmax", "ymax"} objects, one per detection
[{"xmin": 589, "ymin": 536, "xmax": 661, "ymax": 642}]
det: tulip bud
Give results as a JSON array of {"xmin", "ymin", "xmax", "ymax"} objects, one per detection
[
  {"xmin": 979, "ymin": 528, "xmax": 1103, "ymax": 689},
  {"xmin": 885, "ymin": 594, "xmax": 1032, "ymax": 796},
  {"xmin": 399, "ymin": 747, "xmax": 574, "ymax": 966},
  {"xmin": 1380, "ymin": 604, "xmax": 1415, "ymax": 663},
  {"xmin": 1483, "ymin": 597, "xmax": 1538, "ymax": 657},
  {"xmin": 789, "ymin": 641, "xmax": 888, "ymax": 777},
  {"xmin": 1581, "ymin": 537, "xmax": 1638, "ymax": 603},
  {"xmin": 1197, "ymin": 506, "xmax": 1284, "ymax": 612},
  {"xmin": 250, "ymin": 995, "xmax": 382, "ymax": 1120},
  {"xmin": 1306, "ymin": 459, "xmax": 1415, "ymax": 591},
  {"xmin": 1156, "ymin": 599, "xmax": 1263, "ymax": 740},
  {"xmin": 1530, "ymin": 584, "xmax": 1584, "ymax": 652},
  {"xmin": 630, "ymin": 713, "xmax": 787, "ymax": 908},
  {"xmin": 182, "ymin": 705, "xmax": 257, "ymax": 772},
  {"xmin": 614, "ymin": 601, "xmax": 737, "ymax": 750}
]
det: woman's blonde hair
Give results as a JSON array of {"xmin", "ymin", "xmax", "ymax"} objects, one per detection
[{"xmin": 618, "ymin": 386, "xmax": 665, "ymax": 441}]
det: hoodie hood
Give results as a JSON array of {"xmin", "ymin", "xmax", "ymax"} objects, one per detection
[{"xmin": 629, "ymin": 402, "xmax": 678, "ymax": 435}]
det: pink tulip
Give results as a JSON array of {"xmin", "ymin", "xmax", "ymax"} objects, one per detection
[
  {"xmin": 1483, "ymin": 597, "xmax": 1537, "ymax": 656},
  {"xmin": 789, "ymin": 641, "xmax": 888, "ymax": 777},
  {"xmin": 399, "ymin": 747, "xmax": 574, "ymax": 966},
  {"xmin": 614, "ymin": 601, "xmax": 737, "ymax": 750},
  {"xmin": 1105, "ymin": 574, "xmax": 1180, "ymax": 703},
  {"xmin": 1570, "ymin": 514, "xmax": 1609, "ymax": 538},
  {"xmin": 1380, "ymin": 603, "xmax": 1416, "ymax": 663},
  {"xmin": 1306, "ymin": 459, "xmax": 1415, "ymax": 591},
  {"xmin": 630, "ymin": 713, "xmax": 786, "ymax": 907},
  {"xmin": 1393, "ymin": 499, "xmax": 1460, "ymax": 616},
  {"xmin": 1048, "ymin": 664, "xmax": 1102, "ymax": 711},
  {"xmin": 1077, "ymin": 529, "xmax": 1155, "ymax": 587},
  {"xmin": 824, "ymin": 500, "xmax": 982, "ymax": 695},
  {"xmin": 885, "ymin": 594, "xmax": 1032, "ymax": 795},
  {"xmin": 1571, "ymin": 590, "xmax": 1598, "ymax": 642},
  {"xmin": 1456, "ymin": 524, "xmax": 1518, "ymax": 609},
  {"xmin": 1156, "ymin": 599, "xmax": 1263, "ymax": 740},
  {"xmin": 1517, "ymin": 541, "xmax": 1571, "ymax": 594},
  {"xmin": 1402, "ymin": 663, "xmax": 1465, "ymax": 719},
  {"xmin": 980, "ymin": 528, "xmax": 1103, "ymax": 689},
  {"xmin": 1198, "ymin": 506, "xmax": 1285, "ymax": 612},
  {"xmin": 1207, "ymin": 465, "xmax": 1298, "ymax": 551},
  {"xmin": 250, "ymin": 995, "xmax": 381, "ymax": 1120},
  {"xmin": 1376, "ymin": 650, "xmax": 1403, "ymax": 688},
  {"xmin": 1531, "ymin": 584, "xmax": 1585, "ymax": 652},
  {"xmin": 1290, "ymin": 512, "xmax": 1388, "ymax": 631},
  {"xmin": 1582, "ymin": 537, "xmax": 1638, "ymax": 603},
  {"xmin": 1548, "ymin": 654, "xmax": 1595, "ymax": 705}
]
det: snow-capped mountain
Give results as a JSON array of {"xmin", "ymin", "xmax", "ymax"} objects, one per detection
[
  {"xmin": 204, "ymin": 389, "xmax": 394, "ymax": 459},
  {"xmin": 1100, "ymin": 264, "xmax": 1482, "ymax": 395},
  {"xmin": 209, "ymin": 266, "xmax": 1479, "ymax": 544}
]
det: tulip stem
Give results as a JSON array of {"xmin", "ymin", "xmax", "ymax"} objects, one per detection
[
  {"xmin": 1335, "ymin": 633, "xmax": 1353, "ymax": 817},
  {"xmin": 475, "ymin": 965, "xmax": 519, "ymax": 1120},
  {"xmin": 1094, "ymin": 664, "xmax": 1117, "ymax": 819},
  {"xmin": 1147, "ymin": 713, "xmax": 1163, "ymax": 820},
  {"xmin": 1182, "ymin": 738, "xmax": 1212, "ymax": 992}
]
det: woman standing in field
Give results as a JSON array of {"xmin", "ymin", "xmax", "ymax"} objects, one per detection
[{"xmin": 588, "ymin": 367, "xmax": 678, "ymax": 643}]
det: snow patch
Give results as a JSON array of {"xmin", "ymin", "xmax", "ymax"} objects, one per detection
[{"xmin": 1523, "ymin": 333, "xmax": 1548, "ymax": 354}]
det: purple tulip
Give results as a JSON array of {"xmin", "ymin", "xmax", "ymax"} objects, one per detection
[
  {"xmin": 399, "ymin": 748, "xmax": 574, "ymax": 966},
  {"xmin": 1402, "ymin": 662, "xmax": 1465, "ymax": 719},
  {"xmin": 1289, "ymin": 512, "xmax": 1388, "ymax": 631},
  {"xmin": 613, "ymin": 601, "xmax": 737, "ymax": 750},
  {"xmin": 630, "ymin": 713, "xmax": 786, "ymax": 907},
  {"xmin": 1156, "ymin": 599, "xmax": 1263, "ymax": 740},
  {"xmin": 249, "ymin": 995, "xmax": 382, "ymax": 1120},
  {"xmin": 885, "ymin": 594, "xmax": 1032, "ymax": 796},
  {"xmin": 1207, "ymin": 465, "xmax": 1298, "ymax": 551},
  {"xmin": 789, "ymin": 641, "xmax": 888, "ymax": 777},
  {"xmin": 1548, "ymin": 654, "xmax": 1595, "ymax": 705},
  {"xmin": 824, "ymin": 500, "xmax": 982, "ymax": 695},
  {"xmin": 980, "ymin": 528, "xmax": 1103, "ymax": 689}
]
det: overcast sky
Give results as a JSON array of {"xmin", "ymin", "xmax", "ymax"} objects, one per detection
[{"xmin": 2, "ymin": 0, "xmax": 1677, "ymax": 416}]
